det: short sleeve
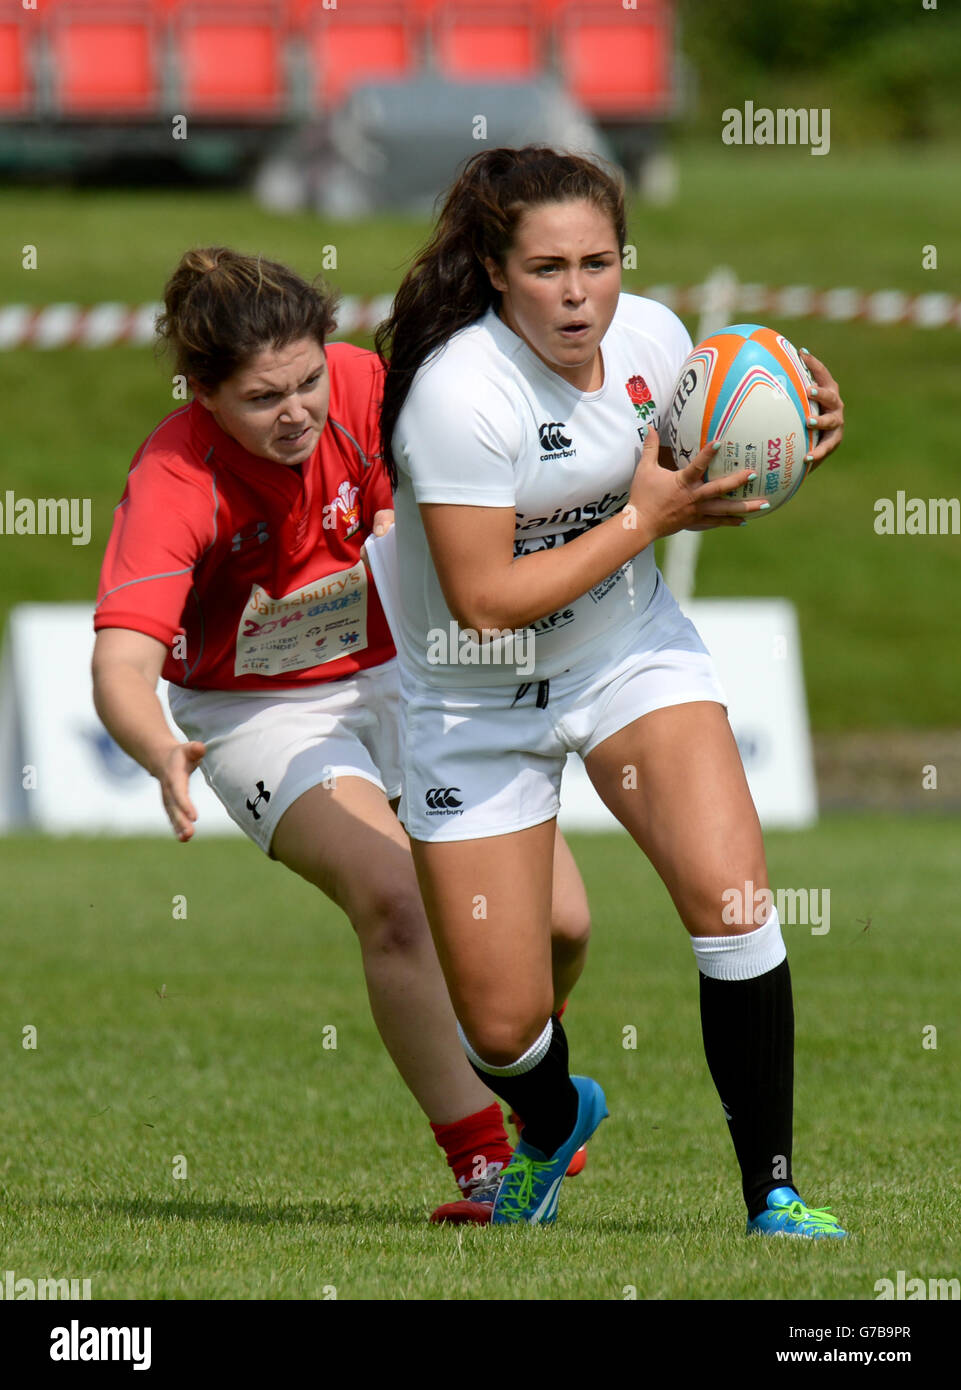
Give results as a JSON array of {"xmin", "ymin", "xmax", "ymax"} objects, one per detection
[
  {"xmin": 395, "ymin": 356, "xmax": 521, "ymax": 508},
  {"xmin": 95, "ymin": 454, "xmax": 216, "ymax": 647},
  {"xmin": 650, "ymin": 298, "xmax": 695, "ymax": 375},
  {"xmin": 617, "ymin": 293, "xmax": 693, "ymax": 382}
]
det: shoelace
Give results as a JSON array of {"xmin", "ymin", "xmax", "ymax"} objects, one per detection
[
  {"xmin": 495, "ymin": 1153, "xmax": 554, "ymax": 1220},
  {"xmin": 465, "ymin": 1171, "xmax": 502, "ymax": 1203},
  {"xmin": 778, "ymin": 1199, "xmax": 843, "ymax": 1232}
]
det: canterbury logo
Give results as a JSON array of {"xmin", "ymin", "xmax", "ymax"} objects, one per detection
[
  {"xmin": 425, "ymin": 787, "xmax": 463, "ymax": 809},
  {"xmin": 538, "ymin": 422, "xmax": 572, "ymax": 451}
]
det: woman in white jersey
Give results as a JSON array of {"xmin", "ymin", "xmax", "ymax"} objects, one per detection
[{"xmin": 376, "ymin": 147, "xmax": 848, "ymax": 1234}]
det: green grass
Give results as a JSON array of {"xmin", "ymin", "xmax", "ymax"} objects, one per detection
[
  {"xmin": 1, "ymin": 144, "xmax": 959, "ymax": 729},
  {"xmin": 1, "ymin": 817, "xmax": 957, "ymax": 1300}
]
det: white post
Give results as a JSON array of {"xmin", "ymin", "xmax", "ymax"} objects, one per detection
[{"xmin": 663, "ymin": 266, "xmax": 740, "ymax": 604}]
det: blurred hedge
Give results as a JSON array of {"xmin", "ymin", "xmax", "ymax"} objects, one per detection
[{"xmin": 677, "ymin": 0, "xmax": 961, "ymax": 144}]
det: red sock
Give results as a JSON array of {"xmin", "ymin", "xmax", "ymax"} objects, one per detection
[{"xmin": 430, "ymin": 1102, "xmax": 513, "ymax": 1192}]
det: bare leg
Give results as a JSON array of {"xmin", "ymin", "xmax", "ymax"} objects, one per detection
[
  {"xmin": 409, "ymin": 820, "xmax": 557, "ymax": 1064},
  {"xmin": 585, "ymin": 702, "xmax": 796, "ymax": 1220},
  {"xmin": 583, "ymin": 702, "xmax": 768, "ymax": 936},
  {"xmin": 272, "ymin": 776, "xmax": 494, "ymax": 1124},
  {"xmin": 551, "ymin": 827, "xmax": 591, "ymax": 1010}
]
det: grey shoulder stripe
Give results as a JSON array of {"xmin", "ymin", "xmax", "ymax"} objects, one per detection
[
  {"xmin": 128, "ymin": 405, "xmax": 192, "ymax": 479},
  {"xmin": 179, "ymin": 458, "xmax": 216, "ymax": 679},
  {"xmin": 329, "ymin": 417, "xmax": 377, "ymax": 470},
  {"xmin": 199, "ymin": 455, "xmax": 219, "ymax": 557},
  {"xmin": 95, "ymin": 567, "xmax": 194, "ymax": 609},
  {"xmin": 182, "ymin": 588, "xmax": 206, "ymax": 680}
]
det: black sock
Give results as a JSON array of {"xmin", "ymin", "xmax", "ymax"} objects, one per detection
[
  {"xmin": 467, "ymin": 1015, "xmax": 579, "ymax": 1158},
  {"xmin": 698, "ymin": 958, "xmax": 795, "ymax": 1220}
]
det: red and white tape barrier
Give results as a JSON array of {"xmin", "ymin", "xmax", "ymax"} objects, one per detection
[{"xmin": 0, "ymin": 286, "xmax": 958, "ymax": 348}]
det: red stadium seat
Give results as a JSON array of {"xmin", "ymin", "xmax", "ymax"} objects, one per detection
[
  {"xmin": 556, "ymin": 3, "xmax": 673, "ymax": 119},
  {"xmin": 433, "ymin": 3, "xmax": 541, "ymax": 82},
  {"xmin": 159, "ymin": 0, "xmax": 291, "ymax": 12},
  {"xmin": 0, "ymin": 6, "xmax": 32, "ymax": 116},
  {"xmin": 170, "ymin": 2, "xmax": 287, "ymax": 118},
  {"xmin": 537, "ymin": 0, "xmax": 652, "ymax": 13},
  {"xmin": 296, "ymin": 2, "xmax": 418, "ymax": 112},
  {"xmin": 47, "ymin": 4, "xmax": 158, "ymax": 116}
]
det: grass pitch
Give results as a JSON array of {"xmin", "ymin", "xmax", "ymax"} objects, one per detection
[{"xmin": 1, "ymin": 814, "xmax": 957, "ymax": 1301}]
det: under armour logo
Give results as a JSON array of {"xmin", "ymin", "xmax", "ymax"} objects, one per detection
[
  {"xmin": 425, "ymin": 787, "xmax": 462, "ymax": 809},
  {"xmin": 232, "ymin": 522, "xmax": 269, "ymax": 551},
  {"xmin": 538, "ymin": 421, "xmax": 572, "ymax": 452},
  {"xmin": 246, "ymin": 781, "xmax": 271, "ymax": 819}
]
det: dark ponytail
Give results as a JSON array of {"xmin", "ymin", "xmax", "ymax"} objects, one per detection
[{"xmin": 376, "ymin": 146, "xmax": 626, "ymax": 487}]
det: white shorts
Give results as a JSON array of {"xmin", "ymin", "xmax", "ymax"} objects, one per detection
[
  {"xmin": 168, "ymin": 658, "xmax": 403, "ymax": 854},
  {"xmin": 398, "ymin": 578, "xmax": 727, "ymax": 843}
]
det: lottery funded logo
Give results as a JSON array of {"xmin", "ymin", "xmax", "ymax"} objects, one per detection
[{"xmin": 234, "ymin": 564, "xmax": 369, "ymax": 677}]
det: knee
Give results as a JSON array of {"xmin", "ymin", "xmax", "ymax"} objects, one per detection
[
  {"xmin": 551, "ymin": 903, "xmax": 591, "ymax": 957},
  {"xmin": 686, "ymin": 870, "xmax": 773, "ymax": 937},
  {"xmin": 350, "ymin": 886, "xmax": 430, "ymax": 958},
  {"xmin": 459, "ymin": 1008, "xmax": 554, "ymax": 1071}
]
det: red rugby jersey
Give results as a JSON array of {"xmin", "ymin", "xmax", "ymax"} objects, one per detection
[{"xmin": 95, "ymin": 343, "xmax": 395, "ymax": 690}]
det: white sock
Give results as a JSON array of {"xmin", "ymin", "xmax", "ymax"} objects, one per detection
[
  {"xmin": 456, "ymin": 1017, "xmax": 553, "ymax": 1076},
  {"xmin": 690, "ymin": 907, "xmax": 787, "ymax": 981}
]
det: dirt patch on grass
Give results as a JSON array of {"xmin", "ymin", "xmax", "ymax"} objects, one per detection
[{"xmin": 814, "ymin": 732, "xmax": 961, "ymax": 811}]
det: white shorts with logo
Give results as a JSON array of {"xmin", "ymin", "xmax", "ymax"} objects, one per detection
[
  {"xmin": 397, "ymin": 577, "xmax": 727, "ymax": 843},
  {"xmin": 168, "ymin": 658, "xmax": 403, "ymax": 854}
]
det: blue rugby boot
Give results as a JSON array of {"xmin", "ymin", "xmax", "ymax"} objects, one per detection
[
  {"xmin": 491, "ymin": 1076, "xmax": 608, "ymax": 1226},
  {"xmin": 747, "ymin": 1186, "xmax": 847, "ymax": 1238}
]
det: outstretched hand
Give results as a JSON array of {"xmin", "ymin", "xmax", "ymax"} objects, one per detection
[{"xmin": 158, "ymin": 741, "xmax": 206, "ymax": 841}]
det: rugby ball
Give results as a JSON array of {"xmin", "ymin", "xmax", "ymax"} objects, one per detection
[{"xmin": 666, "ymin": 324, "xmax": 818, "ymax": 514}]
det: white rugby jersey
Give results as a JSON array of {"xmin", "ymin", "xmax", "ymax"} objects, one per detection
[{"xmin": 392, "ymin": 292, "xmax": 692, "ymax": 686}]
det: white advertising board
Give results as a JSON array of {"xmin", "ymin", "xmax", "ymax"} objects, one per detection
[
  {"xmin": 0, "ymin": 595, "xmax": 816, "ymax": 835},
  {"xmin": 0, "ymin": 603, "xmax": 239, "ymax": 836}
]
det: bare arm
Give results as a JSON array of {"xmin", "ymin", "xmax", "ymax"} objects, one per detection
[
  {"xmin": 91, "ymin": 628, "xmax": 206, "ymax": 841},
  {"xmin": 422, "ymin": 427, "xmax": 763, "ymax": 633}
]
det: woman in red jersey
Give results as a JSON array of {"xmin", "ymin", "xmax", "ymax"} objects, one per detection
[{"xmin": 91, "ymin": 247, "xmax": 591, "ymax": 1220}]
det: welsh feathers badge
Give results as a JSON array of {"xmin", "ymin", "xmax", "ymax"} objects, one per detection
[
  {"xmin": 625, "ymin": 374, "xmax": 656, "ymax": 442},
  {"xmin": 322, "ymin": 480, "xmax": 361, "ymax": 536}
]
